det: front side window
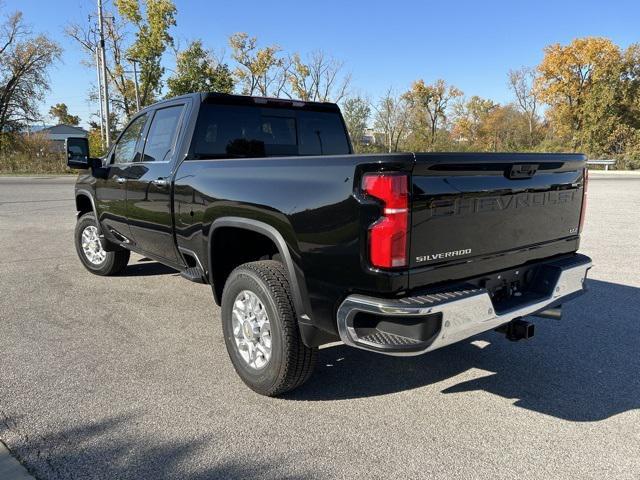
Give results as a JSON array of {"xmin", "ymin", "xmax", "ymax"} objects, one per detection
[
  {"xmin": 141, "ymin": 105, "xmax": 184, "ymax": 162},
  {"xmin": 112, "ymin": 114, "xmax": 148, "ymax": 164}
]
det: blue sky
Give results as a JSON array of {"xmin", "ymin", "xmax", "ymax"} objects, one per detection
[{"xmin": 7, "ymin": 0, "xmax": 640, "ymax": 128}]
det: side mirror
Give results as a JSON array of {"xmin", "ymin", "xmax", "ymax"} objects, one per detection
[{"xmin": 66, "ymin": 137, "xmax": 91, "ymax": 169}]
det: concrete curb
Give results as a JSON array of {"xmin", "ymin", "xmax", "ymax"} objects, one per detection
[
  {"xmin": 0, "ymin": 173, "xmax": 76, "ymax": 177},
  {"xmin": 588, "ymin": 170, "xmax": 640, "ymax": 176},
  {"xmin": 0, "ymin": 441, "xmax": 36, "ymax": 480}
]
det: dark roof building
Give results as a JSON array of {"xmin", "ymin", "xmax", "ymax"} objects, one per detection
[{"xmin": 40, "ymin": 124, "xmax": 88, "ymax": 142}]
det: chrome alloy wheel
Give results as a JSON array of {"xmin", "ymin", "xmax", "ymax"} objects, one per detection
[
  {"xmin": 231, "ymin": 290, "xmax": 272, "ymax": 369},
  {"xmin": 81, "ymin": 225, "xmax": 106, "ymax": 265}
]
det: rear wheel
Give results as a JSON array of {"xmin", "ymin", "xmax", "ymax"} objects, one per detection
[
  {"xmin": 74, "ymin": 212, "xmax": 130, "ymax": 276},
  {"xmin": 221, "ymin": 260, "xmax": 317, "ymax": 396}
]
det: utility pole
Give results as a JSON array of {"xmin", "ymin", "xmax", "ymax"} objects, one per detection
[
  {"xmin": 95, "ymin": 48, "xmax": 105, "ymax": 146},
  {"xmin": 97, "ymin": 0, "xmax": 111, "ymax": 147},
  {"xmin": 129, "ymin": 58, "xmax": 141, "ymax": 111}
]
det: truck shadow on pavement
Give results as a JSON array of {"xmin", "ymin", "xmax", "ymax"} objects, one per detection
[
  {"xmin": 289, "ymin": 279, "xmax": 640, "ymax": 422},
  {"xmin": 0, "ymin": 413, "xmax": 309, "ymax": 480},
  {"xmin": 118, "ymin": 259, "xmax": 179, "ymax": 277}
]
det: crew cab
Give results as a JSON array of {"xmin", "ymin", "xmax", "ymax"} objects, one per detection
[{"xmin": 66, "ymin": 93, "xmax": 592, "ymax": 396}]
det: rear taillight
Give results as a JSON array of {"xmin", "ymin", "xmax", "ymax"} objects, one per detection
[
  {"xmin": 579, "ymin": 167, "xmax": 588, "ymax": 233},
  {"xmin": 362, "ymin": 172, "xmax": 409, "ymax": 268}
]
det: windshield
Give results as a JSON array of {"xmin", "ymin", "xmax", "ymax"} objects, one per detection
[{"xmin": 192, "ymin": 104, "xmax": 350, "ymax": 158}]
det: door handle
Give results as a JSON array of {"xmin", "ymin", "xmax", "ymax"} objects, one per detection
[
  {"xmin": 115, "ymin": 176, "xmax": 127, "ymax": 184},
  {"xmin": 152, "ymin": 178, "xmax": 168, "ymax": 187}
]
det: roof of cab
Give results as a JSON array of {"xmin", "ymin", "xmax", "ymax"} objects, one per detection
[
  {"xmin": 135, "ymin": 92, "xmax": 341, "ymax": 115},
  {"xmin": 200, "ymin": 92, "xmax": 341, "ymax": 111}
]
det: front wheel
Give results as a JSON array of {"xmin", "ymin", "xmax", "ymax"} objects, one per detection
[
  {"xmin": 221, "ymin": 260, "xmax": 317, "ymax": 396},
  {"xmin": 74, "ymin": 212, "xmax": 130, "ymax": 276}
]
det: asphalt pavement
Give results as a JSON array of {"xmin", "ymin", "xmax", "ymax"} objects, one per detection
[{"xmin": 0, "ymin": 174, "xmax": 638, "ymax": 479}]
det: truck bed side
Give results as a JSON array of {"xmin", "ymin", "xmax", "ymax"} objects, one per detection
[{"xmin": 173, "ymin": 153, "xmax": 414, "ymax": 340}]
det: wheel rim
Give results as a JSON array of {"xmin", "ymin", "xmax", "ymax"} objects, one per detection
[
  {"xmin": 231, "ymin": 290, "xmax": 272, "ymax": 370},
  {"xmin": 81, "ymin": 225, "xmax": 106, "ymax": 265}
]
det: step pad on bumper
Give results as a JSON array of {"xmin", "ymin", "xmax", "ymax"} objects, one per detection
[
  {"xmin": 398, "ymin": 289, "xmax": 482, "ymax": 306},
  {"xmin": 359, "ymin": 331, "xmax": 422, "ymax": 347}
]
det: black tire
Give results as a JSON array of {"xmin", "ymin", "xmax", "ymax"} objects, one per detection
[
  {"xmin": 74, "ymin": 212, "xmax": 130, "ymax": 276},
  {"xmin": 221, "ymin": 260, "xmax": 317, "ymax": 396}
]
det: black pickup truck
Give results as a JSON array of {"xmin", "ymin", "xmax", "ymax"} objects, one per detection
[{"xmin": 66, "ymin": 92, "xmax": 591, "ymax": 396}]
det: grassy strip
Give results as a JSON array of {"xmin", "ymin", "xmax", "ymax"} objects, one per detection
[{"xmin": 0, "ymin": 153, "xmax": 72, "ymax": 174}]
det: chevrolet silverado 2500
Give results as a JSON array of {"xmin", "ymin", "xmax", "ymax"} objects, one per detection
[{"xmin": 66, "ymin": 93, "xmax": 591, "ymax": 396}]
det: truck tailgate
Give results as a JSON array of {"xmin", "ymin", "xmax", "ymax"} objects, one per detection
[{"xmin": 409, "ymin": 153, "xmax": 586, "ymax": 287}]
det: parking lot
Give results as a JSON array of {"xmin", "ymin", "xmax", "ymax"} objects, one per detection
[{"xmin": 1, "ymin": 174, "xmax": 639, "ymax": 479}]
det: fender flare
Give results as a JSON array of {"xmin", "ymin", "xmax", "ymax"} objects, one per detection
[
  {"xmin": 75, "ymin": 189, "xmax": 99, "ymax": 227},
  {"xmin": 75, "ymin": 190, "xmax": 124, "ymax": 251},
  {"xmin": 208, "ymin": 217, "xmax": 312, "ymax": 323}
]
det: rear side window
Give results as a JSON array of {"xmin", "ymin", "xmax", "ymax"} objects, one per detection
[
  {"xmin": 297, "ymin": 111, "xmax": 351, "ymax": 155},
  {"xmin": 192, "ymin": 104, "xmax": 349, "ymax": 158},
  {"xmin": 141, "ymin": 105, "xmax": 184, "ymax": 162}
]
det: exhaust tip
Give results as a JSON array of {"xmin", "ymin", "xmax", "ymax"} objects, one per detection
[{"xmin": 535, "ymin": 307, "xmax": 562, "ymax": 321}]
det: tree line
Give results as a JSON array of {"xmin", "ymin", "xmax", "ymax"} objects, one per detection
[
  {"xmin": 347, "ymin": 38, "xmax": 640, "ymax": 170},
  {"xmin": 1, "ymin": 1, "xmax": 639, "ymax": 169}
]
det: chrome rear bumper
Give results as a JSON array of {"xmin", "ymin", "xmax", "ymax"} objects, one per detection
[{"xmin": 337, "ymin": 255, "xmax": 592, "ymax": 356}]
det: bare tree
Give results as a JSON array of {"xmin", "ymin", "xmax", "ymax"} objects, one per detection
[
  {"xmin": 508, "ymin": 67, "xmax": 539, "ymax": 143},
  {"xmin": 269, "ymin": 54, "xmax": 292, "ymax": 98},
  {"xmin": 66, "ymin": 0, "xmax": 176, "ymax": 122},
  {"xmin": 67, "ymin": 17, "xmax": 137, "ymax": 120},
  {"xmin": 286, "ymin": 50, "xmax": 351, "ymax": 102},
  {"xmin": 0, "ymin": 10, "xmax": 61, "ymax": 136},
  {"xmin": 229, "ymin": 32, "xmax": 282, "ymax": 96},
  {"xmin": 258, "ymin": 53, "xmax": 289, "ymax": 97},
  {"xmin": 0, "ymin": 10, "xmax": 24, "ymax": 56},
  {"xmin": 373, "ymin": 89, "xmax": 408, "ymax": 152}
]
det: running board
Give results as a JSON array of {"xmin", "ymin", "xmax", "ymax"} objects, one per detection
[{"xmin": 180, "ymin": 267, "xmax": 207, "ymax": 284}]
